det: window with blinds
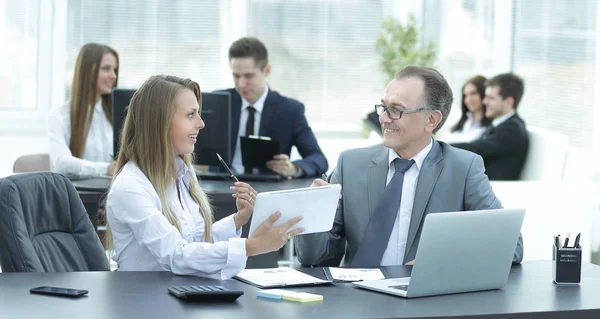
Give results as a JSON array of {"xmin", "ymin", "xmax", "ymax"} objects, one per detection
[
  {"xmin": 421, "ymin": 0, "xmax": 499, "ymax": 137},
  {"xmin": 246, "ymin": 0, "xmax": 387, "ymax": 128},
  {"xmin": 513, "ymin": 0, "xmax": 597, "ymax": 148},
  {"xmin": 0, "ymin": 0, "xmax": 40, "ymax": 109},
  {"xmin": 66, "ymin": 0, "xmax": 227, "ymax": 100}
]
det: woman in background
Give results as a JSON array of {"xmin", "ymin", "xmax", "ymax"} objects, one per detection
[
  {"xmin": 444, "ymin": 75, "xmax": 491, "ymax": 143},
  {"xmin": 47, "ymin": 43, "xmax": 118, "ymax": 178},
  {"xmin": 106, "ymin": 75, "xmax": 303, "ymax": 279}
]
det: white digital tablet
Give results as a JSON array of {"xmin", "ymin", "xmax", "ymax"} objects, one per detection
[{"xmin": 248, "ymin": 184, "xmax": 342, "ymax": 236}]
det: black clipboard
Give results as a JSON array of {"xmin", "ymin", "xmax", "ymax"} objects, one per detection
[
  {"xmin": 240, "ymin": 136, "xmax": 280, "ymax": 169},
  {"xmin": 233, "ymin": 268, "xmax": 333, "ymax": 289}
]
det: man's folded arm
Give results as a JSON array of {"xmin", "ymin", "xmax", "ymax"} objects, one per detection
[{"xmin": 452, "ymin": 121, "xmax": 524, "ymax": 159}]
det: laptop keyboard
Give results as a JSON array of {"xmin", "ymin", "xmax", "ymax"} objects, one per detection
[{"xmin": 388, "ymin": 285, "xmax": 409, "ymax": 291}]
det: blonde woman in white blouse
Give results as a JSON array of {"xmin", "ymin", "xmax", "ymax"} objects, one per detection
[
  {"xmin": 47, "ymin": 43, "xmax": 119, "ymax": 179},
  {"xmin": 105, "ymin": 75, "xmax": 304, "ymax": 279}
]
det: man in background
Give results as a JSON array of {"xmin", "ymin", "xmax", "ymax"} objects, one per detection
[
  {"xmin": 452, "ymin": 73, "xmax": 529, "ymax": 181},
  {"xmin": 221, "ymin": 37, "xmax": 327, "ymax": 177}
]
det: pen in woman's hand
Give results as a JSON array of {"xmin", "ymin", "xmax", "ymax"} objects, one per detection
[{"xmin": 216, "ymin": 153, "xmax": 239, "ymax": 183}]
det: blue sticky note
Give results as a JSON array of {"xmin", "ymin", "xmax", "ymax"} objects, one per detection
[{"xmin": 257, "ymin": 289, "xmax": 294, "ymax": 300}]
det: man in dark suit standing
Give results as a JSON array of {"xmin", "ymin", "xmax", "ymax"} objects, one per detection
[
  {"xmin": 452, "ymin": 73, "xmax": 529, "ymax": 180},
  {"xmin": 222, "ymin": 37, "xmax": 327, "ymax": 178}
]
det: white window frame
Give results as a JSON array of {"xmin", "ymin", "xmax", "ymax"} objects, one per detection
[
  {"xmin": 594, "ymin": 1, "xmax": 600, "ymax": 175},
  {"xmin": 219, "ymin": 0, "xmax": 248, "ymax": 89},
  {"xmin": 0, "ymin": 1, "xmax": 64, "ymax": 134}
]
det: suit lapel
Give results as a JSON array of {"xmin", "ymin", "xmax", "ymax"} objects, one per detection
[
  {"xmin": 405, "ymin": 141, "xmax": 444, "ymax": 258},
  {"xmin": 367, "ymin": 147, "xmax": 389, "ymax": 219},
  {"xmin": 230, "ymin": 90, "xmax": 242, "ymax": 155},
  {"xmin": 259, "ymin": 90, "xmax": 276, "ymax": 136}
]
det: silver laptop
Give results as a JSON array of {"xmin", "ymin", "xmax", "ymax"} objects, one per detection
[{"xmin": 353, "ymin": 208, "xmax": 525, "ymax": 298}]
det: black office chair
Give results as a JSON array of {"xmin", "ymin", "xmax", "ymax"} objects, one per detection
[{"xmin": 0, "ymin": 172, "xmax": 109, "ymax": 272}]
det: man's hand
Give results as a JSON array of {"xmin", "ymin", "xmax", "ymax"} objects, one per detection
[
  {"xmin": 310, "ymin": 178, "xmax": 329, "ymax": 187},
  {"xmin": 309, "ymin": 178, "xmax": 342, "ymax": 199},
  {"xmin": 266, "ymin": 154, "xmax": 299, "ymax": 177},
  {"xmin": 405, "ymin": 259, "xmax": 415, "ymax": 265}
]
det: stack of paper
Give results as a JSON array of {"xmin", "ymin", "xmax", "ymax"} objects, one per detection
[{"xmin": 257, "ymin": 289, "xmax": 323, "ymax": 303}]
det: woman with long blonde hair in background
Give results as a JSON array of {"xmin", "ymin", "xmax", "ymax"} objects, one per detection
[
  {"xmin": 47, "ymin": 43, "xmax": 119, "ymax": 178},
  {"xmin": 106, "ymin": 75, "xmax": 304, "ymax": 279}
]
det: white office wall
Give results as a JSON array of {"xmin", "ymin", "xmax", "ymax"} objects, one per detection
[
  {"xmin": 0, "ymin": 134, "xmax": 48, "ymax": 178},
  {"xmin": 492, "ymin": 181, "xmax": 598, "ymax": 263}
]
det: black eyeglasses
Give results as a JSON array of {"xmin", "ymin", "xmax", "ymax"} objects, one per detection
[{"xmin": 374, "ymin": 104, "xmax": 427, "ymax": 120}]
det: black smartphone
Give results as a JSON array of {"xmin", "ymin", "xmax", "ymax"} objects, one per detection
[{"xmin": 30, "ymin": 286, "xmax": 88, "ymax": 297}]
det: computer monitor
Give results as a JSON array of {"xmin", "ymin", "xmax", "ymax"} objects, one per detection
[
  {"xmin": 112, "ymin": 88, "xmax": 136, "ymax": 159},
  {"xmin": 194, "ymin": 92, "xmax": 231, "ymax": 166},
  {"xmin": 111, "ymin": 89, "xmax": 231, "ymax": 166}
]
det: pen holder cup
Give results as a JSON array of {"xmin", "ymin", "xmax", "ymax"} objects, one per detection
[{"xmin": 552, "ymin": 244, "xmax": 582, "ymax": 284}]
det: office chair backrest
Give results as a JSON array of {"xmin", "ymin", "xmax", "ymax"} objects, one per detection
[
  {"xmin": 0, "ymin": 172, "xmax": 109, "ymax": 272},
  {"xmin": 520, "ymin": 127, "xmax": 569, "ymax": 181},
  {"xmin": 13, "ymin": 153, "xmax": 50, "ymax": 173}
]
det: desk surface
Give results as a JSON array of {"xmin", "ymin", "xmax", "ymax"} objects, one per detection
[{"xmin": 1, "ymin": 261, "xmax": 599, "ymax": 319}]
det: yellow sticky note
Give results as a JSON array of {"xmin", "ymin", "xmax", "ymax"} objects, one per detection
[{"xmin": 282, "ymin": 292, "xmax": 323, "ymax": 303}]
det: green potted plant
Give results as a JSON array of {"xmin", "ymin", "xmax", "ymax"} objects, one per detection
[{"xmin": 363, "ymin": 14, "xmax": 438, "ymax": 137}]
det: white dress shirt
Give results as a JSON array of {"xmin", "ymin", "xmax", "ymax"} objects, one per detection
[
  {"xmin": 106, "ymin": 157, "xmax": 247, "ymax": 280},
  {"xmin": 47, "ymin": 100, "xmax": 113, "ymax": 178},
  {"xmin": 492, "ymin": 110, "xmax": 516, "ymax": 127},
  {"xmin": 443, "ymin": 112, "xmax": 487, "ymax": 143},
  {"xmin": 231, "ymin": 86, "xmax": 269, "ymax": 173},
  {"xmin": 380, "ymin": 139, "xmax": 433, "ymax": 266}
]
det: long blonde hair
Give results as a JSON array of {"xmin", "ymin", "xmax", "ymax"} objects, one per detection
[
  {"xmin": 70, "ymin": 43, "xmax": 119, "ymax": 158},
  {"xmin": 105, "ymin": 75, "xmax": 214, "ymax": 251}
]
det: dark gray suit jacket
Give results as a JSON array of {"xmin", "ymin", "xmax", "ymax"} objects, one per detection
[
  {"xmin": 295, "ymin": 140, "xmax": 524, "ymax": 266},
  {"xmin": 452, "ymin": 114, "xmax": 529, "ymax": 181}
]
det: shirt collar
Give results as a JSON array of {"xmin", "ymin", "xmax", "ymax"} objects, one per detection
[
  {"xmin": 492, "ymin": 111, "xmax": 515, "ymax": 127},
  {"xmin": 388, "ymin": 138, "xmax": 433, "ymax": 172},
  {"xmin": 464, "ymin": 112, "xmax": 482, "ymax": 129},
  {"xmin": 241, "ymin": 85, "xmax": 269, "ymax": 114},
  {"xmin": 93, "ymin": 99, "xmax": 103, "ymax": 114},
  {"xmin": 175, "ymin": 156, "xmax": 192, "ymax": 182}
]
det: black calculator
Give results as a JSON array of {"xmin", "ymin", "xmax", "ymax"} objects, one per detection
[{"xmin": 167, "ymin": 285, "xmax": 244, "ymax": 302}]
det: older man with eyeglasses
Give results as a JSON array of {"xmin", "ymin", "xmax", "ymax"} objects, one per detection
[{"xmin": 295, "ymin": 66, "xmax": 523, "ymax": 268}]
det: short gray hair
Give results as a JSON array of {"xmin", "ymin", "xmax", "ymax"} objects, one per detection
[{"xmin": 395, "ymin": 66, "xmax": 453, "ymax": 133}]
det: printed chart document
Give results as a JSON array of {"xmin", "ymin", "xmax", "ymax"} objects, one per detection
[
  {"xmin": 234, "ymin": 267, "xmax": 332, "ymax": 288},
  {"xmin": 328, "ymin": 268, "xmax": 385, "ymax": 282}
]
